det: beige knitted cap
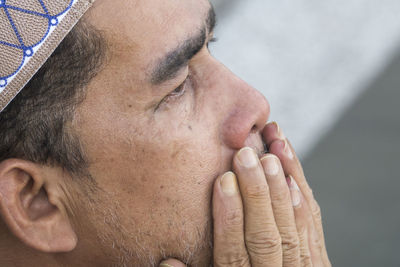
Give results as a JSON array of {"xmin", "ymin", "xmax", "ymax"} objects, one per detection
[{"xmin": 0, "ymin": 0, "xmax": 96, "ymax": 112}]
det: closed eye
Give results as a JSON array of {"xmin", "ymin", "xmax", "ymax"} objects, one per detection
[
  {"xmin": 155, "ymin": 36, "xmax": 216, "ymax": 111},
  {"xmin": 155, "ymin": 76, "xmax": 190, "ymax": 110}
]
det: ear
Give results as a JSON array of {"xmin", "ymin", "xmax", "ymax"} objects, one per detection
[{"xmin": 0, "ymin": 159, "xmax": 77, "ymax": 253}]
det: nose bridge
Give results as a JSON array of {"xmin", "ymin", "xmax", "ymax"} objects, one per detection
[{"xmin": 214, "ymin": 63, "xmax": 270, "ymax": 149}]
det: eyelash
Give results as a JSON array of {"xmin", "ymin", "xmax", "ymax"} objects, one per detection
[
  {"xmin": 158, "ymin": 37, "xmax": 217, "ymax": 108},
  {"xmin": 161, "ymin": 76, "xmax": 190, "ymax": 104},
  {"xmin": 207, "ymin": 37, "xmax": 218, "ymax": 48}
]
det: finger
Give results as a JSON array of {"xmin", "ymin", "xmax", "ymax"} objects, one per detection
[
  {"xmin": 289, "ymin": 175, "xmax": 328, "ymax": 267},
  {"xmin": 233, "ymin": 147, "xmax": 282, "ymax": 267},
  {"xmin": 260, "ymin": 154, "xmax": 300, "ymax": 267},
  {"xmin": 212, "ymin": 172, "xmax": 250, "ymax": 267},
  {"xmin": 298, "ymin": 227, "xmax": 312, "ymax": 267},
  {"xmin": 264, "ymin": 122, "xmax": 330, "ymax": 265},
  {"xmin": 263, "ymin": 121, "xmax": 284, "ymax": 147},
  {"xmin": 291, "ymin": 177, "xmax": 324, "ymax": 267},
  {"xmin": 286, "ymin": 176, "xmax": 312, "ymax": 267},
  {"xmin": 268, "ymin": 139, "xmax": 330, "ymax": 266},
  {"xmin": 263, "ymin": 122, "xmax": 308, "ymax": 193},
  {"xmin": 263, "ymin": 123, "xmax": 319, "ymax": 223},
  {"xmin": 159, "ymin": 258, "xmax": 187, "ymax": 267}
]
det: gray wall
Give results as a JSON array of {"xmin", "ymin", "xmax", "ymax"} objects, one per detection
[{"xmin": 211, "ymin": 1, "xmax": 400, "ymax": 266}]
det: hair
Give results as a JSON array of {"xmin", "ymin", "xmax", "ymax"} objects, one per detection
[{"xmin": 0, "ymin": 19, "xmax": 107, "ymax": 178}]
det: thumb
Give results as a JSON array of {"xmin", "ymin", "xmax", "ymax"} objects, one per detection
[{"xmin": 159, "ymin": 258, "xmax": 187, "ymax": 267}]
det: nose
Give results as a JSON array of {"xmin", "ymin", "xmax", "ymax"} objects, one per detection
[{"xmin": 220, "ymin": 68, "xmax": 270, "ymax": 149}]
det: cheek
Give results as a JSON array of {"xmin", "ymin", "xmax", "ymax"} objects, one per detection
[
  {"xmin": 137, "ymin": 134, "xmax": 219, "ymax": 203},
  {"xmin": 98, "ymin": 121, "xmax": 221, "ymax": 211},
  {"xmin": 106, "ymin": 129, "xmax": 221, "ymax": 249}
]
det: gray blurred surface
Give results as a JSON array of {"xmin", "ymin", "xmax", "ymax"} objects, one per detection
[
  {"xmin": 303, "ymin": 52, "xmax": 400, "ymax": 266},
  {"xmin": 210, "ymin": 0, "xmax": 400, "ymax": 158},
  {"xmin": 210, "ymin": 1, "xmax": 400, "ymax": 266}
]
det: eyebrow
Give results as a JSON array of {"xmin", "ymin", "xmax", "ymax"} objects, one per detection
[{"xmin": 151, "ymin": 6, "xmax": 217, "ymax": 85}]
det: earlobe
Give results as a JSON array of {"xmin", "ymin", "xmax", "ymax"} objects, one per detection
[{"xmin": 0, "ymin": 159, "xmax": 77, "ymax": 253}]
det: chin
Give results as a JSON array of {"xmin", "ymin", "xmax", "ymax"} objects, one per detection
[
  {"xmin": 105, "ymin": 209, "xmax": 214, "ymax": 267},
  {"xmin": 173, "ymin": 214, "xmax": 213, "ymax": 267},
  {"xmin": 161, "ymin": 206, "xmax": 214, "ymax": 267}
]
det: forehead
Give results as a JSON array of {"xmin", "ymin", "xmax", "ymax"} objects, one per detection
[{"xmin": 86, "ymin": 0, "xmax": 210, "ymax": 75}]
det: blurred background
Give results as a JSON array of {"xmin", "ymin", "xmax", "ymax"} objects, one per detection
[{"xmin": 210, "ymin": 0, "xmax": 400, "ymax": 266}]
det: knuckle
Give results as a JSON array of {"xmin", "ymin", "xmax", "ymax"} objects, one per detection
[
  {"xmin": 283, "ymin": 257, "xmax": 300, "ymax": 266},
  {"xmin": 281, "ymin": 234, "xmax": 300, "ymax": 252},
  {"xmin": 270, "ymin": 189, "xmax": 290, "ymax": 203},
  {"xmin": 301, "ymin": 252, "xmax": 312, "ymax": 267},
  {"xmin": 297, "ymin": 226, "xmax": 308, "ymax": 242},
  {"xmin": 245, "ymin": 230, "xmax": 282, "ymax": 255},
  {"xmin": 312, "ymin": 201, "xmax": 322, "ymax": 221},
  {"xmin": 245, "ymin": 184, "xmax": 270, "ymax": 200},
  {"xmin": 223, "ymin": 209, "xmax": 243, "ymax": 227},
  {"xmin": 214, "ymin": 253, "xmax": 250, "ymax": 267},
  {"xmin": 310, "ymin": 233, "xmax": 322, "ymax": 251}
]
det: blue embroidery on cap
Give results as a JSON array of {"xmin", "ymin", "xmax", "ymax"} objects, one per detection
[
  {"xmin": 0, "ymin": 0, "xmax": 74, "ymax": 88},
  {"xmin": 0, "ymin": 79, "xmax": 7, "ymax": 87}
]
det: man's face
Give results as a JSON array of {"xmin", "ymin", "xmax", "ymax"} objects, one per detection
[{"xmin": 72, "ymin": 0, "xmax": 270, "ymax": 265}]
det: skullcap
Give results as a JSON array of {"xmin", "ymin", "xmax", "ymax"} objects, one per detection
[{"xmin": 0, "ymin": 0, "xmax": 96, "ymax": 112}]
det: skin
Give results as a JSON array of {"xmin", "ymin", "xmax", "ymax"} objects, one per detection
[
  {"xmin": 162, "ymin": 123, "xmax": 331, "ymax": 266},
  {"xmin": 71, "ymin": 0, "xmax": 269, "ymax": 265},
  {"xmin": 0, "ymin": 0, "xmax": 330, "ymax": 266}
]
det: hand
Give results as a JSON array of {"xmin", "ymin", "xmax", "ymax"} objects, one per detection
[
  {"xmin": 160, "ymin": 122, "xmax": 331, "ymax": 267},
  {"xmin": 262, "ymin": 122, "xmax": 331, "ymax": 266}
]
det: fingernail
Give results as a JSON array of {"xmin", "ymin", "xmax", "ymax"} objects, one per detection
[
  {"xmin": 220, "ymin": 172, "xmax": 238, "ymax": 196},
  {"xmin": 160, "ymin": 264, "xmax": 174, "ymax": 267},
  {"xmin": 289, "ymin": 176, "xmax": 301, "ymax": 207},
  {"xmin": 237, "ymin": 147, "xmax": 258, "ymax": 168},
  {"xmin": 260, "ymin": 155, "xmax": 279, "ymax": 176},
  {"xmin": 271, "ymin": 121, "xmax": 285, "ymax": 139}
]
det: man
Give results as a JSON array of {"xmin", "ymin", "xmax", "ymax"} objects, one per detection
[{"xmin": 0, "ymin": 0, "xmax": 330, "ymax": 266}]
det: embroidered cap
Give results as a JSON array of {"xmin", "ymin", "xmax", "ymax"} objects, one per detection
[{"xmin": 0, "ymin": 0, "xmax": 95, "ymax": 112}]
